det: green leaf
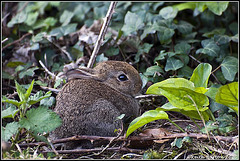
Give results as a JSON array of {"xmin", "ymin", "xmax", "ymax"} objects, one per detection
[
  {"xmin": 28, "ymin": 91, "xmax": 52, "ymax": 105},
  {"xmin": 205, "ymin": 86, "xmax": 220, "ymax": 100},
  {"xmin": 126, "ymin": 110, "xmax": 169, "ymax": 137},
  {"xmin": 177, "ymin": 20, "xmax": 194, "ymax": 35},
  {"xmin": 105, "ymin": 47, "xmax": 119, "ymax": 56},
  {"xmin": 221, "ymin": 56, "xmax": 238, "ymax": 81},
  {"xmin": 215, "ymin": 82, "xmax": 238, "ymax": 113},
  {"xmin": 214, "ymin": 35, "xmax": 231, "ymax": 45},
  {"xmin": 171, "ymin": 138, "xmax": 183, "ymax": 148},
  {"xmin": 135, "ymin": 43, "xmax": 153, "ymax": 63},
  {"xmin": 19, "ymin": 106, "xmax": 62, "ymax": 133},
  {"xmin": 50, "ymin": 23, "xmax": 77, "ymax": 39},
  {"xmin": 202, "ymin": 28, "xmax": 226, "ymax": 38},
  {"xmin": 144, "ymin": 65, "xmax": 164, "ymax": 76},
  {"xmin": 158, "ymin": 102, "xmax": 210, "ymax": 120},
  {"xmin": 15, "ymin": 80, "xmax": 26, "ymax": 102},
  {"xmin": 96, "ymin": 53, "xmax": 108, "ymax": 63},
  {"xmin": 33, "ymin": 17, "xmax": 57, "ymax": 30},
  {"xmin": 165, "ymin": 57, "xmax": 184, "ymax": 71},
  {"xmin": 121, "ymin": 11, "xmax": 144, "ymax": 36},
  {"xmin": 60, "ymin": 10, "xmax": 74, "ymax": 26},
  {"xmin": 19, "ymin": 67, "xmax": 39, "ymax": 79},
  {"xmin": 25, "ymin": 11, "xmax": 39, "ymax": 26},
  {"xmin": 2, "ymin": 122, "xmax": 20, "ymax": 141},
  {"xmin": 190, "ymin": 63, "xmax": 212, "ymax": 88},
  {"xmin": 206, "ymin": 2, "xmax": 229, "ymax": 16},
  {"xmin": 174, "ymin": 42, "xmax": 191, "ymax": 54},
  {"xmin": 32, "ymin": 32, "xmax": 47, "ymax": 42},
  {"xmin": 159, "ymin": 6, "xmax": 178, "ymax": 20},
  {"xmin": 172, "ymin": 2, "xmax": 196, "ymax": 11},
  {"xmin": 7, "ymin": 11, "xmax": 28, "ymax": 27},
  {"xmin": 1, "ymin": 105, "xmax": 19, "ymax": 119},
  {"xmin": 157, "ymin": 26, "xmax": 175, "ymax": 44},
  {"xmin": 146, "ymin": 78, "xmax": 209, "ymax": 111},
  {"xmin": 24, "ymin": 80, "xmax": 35, "ymax": 100},
  {"xmin": 196, "ymin": 39, "xmax": 220, "ymax": 58},
  {"xmin": 40, "ymin": 96, "xmax": 55, "ymax": 108},
  {"xmin": 2, "ymin": 96, "xmax": 21, "ymax": 107}
]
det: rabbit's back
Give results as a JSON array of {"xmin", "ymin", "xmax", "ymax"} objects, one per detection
[{"xmin": 53, "ymin": 79, "xmax": 140, "ymax": 139}]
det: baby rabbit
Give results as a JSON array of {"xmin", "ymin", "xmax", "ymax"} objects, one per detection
[{"xmin": 50, "ymin": 61, "xmax": 142, "ymax": 149}]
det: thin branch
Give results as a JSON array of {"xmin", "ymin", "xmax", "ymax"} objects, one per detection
[
  {"xmin": 44, "ymin": 37, "xmax": 73, "ymax": 61},
  {"xmin": 18, "ymin": 133, "xmax": 238, "ymax": 148},
  {"xmin": 2, "ymin": 32, "xmax": 32, "ymax": 50},
  {"xmin": 87, "ymin": 2, "xmax": 118, "ymax": 68},
  {"xmin": 42, "ymin": 147, "xmax": 144, "ymax": 154},
  {"xmin": 39, "ymin": 60, "xmax": 60, "ymax": 80}
]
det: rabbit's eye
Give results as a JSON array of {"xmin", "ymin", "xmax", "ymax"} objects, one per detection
[{"xmin": 118, "ymin": 74, "xmax": 128, "ymax": 81}]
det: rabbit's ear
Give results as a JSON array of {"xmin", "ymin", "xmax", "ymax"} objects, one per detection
[{"xmin": 66, "ymin": 68, "xmax": 102, "ymax": 81}]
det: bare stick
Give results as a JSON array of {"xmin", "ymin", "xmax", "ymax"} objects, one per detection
[
  {"xmin": 18, "ymin": 133, "xmax": 237, "ymax": 148},
  {"xmin": 2, "ymin": 32, "xmax": 32, "ymax": 50},
  {"xmin": 39, "ymin": 60, "xmax": 60, "ymax": 80},
  {"xmin": 44, "ymin": 37, "xmax": 73, "ymax": 61},
  {"xmin": 87, "ymin": 2, "xmax": 118, "ymax": 68}
]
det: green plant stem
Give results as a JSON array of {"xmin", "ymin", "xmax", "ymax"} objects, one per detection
[
  {"xmin": 189, "ymin": 117, "xmax": 201, "ymax": 130},
  {"xmin": 168, "ymin": 119, "xmax": 185, "ymax": 133},
  {"xmin": 207, "ymin": 109, "xmax": 216, "ymax": 121}
]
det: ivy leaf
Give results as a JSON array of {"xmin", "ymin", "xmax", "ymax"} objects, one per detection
[
  {"xmin": 196, "ymin": 39, "xmax": 220, "ymax": 58},
  {"xmin": 159, "ymin": 6, "xmax": 178, "ymax": 19},
  {"xmin": 202, "ymin": 28, "xmax": 226, "ymax": 38},
  {"xmin": 19, "ymin": 106, "xmax": 62, "ymax": 133},
  {"xmin": 121, "ymin": 11, "xmax": 144, "ymax": 36},
  {"xmin": 174, "ymin": 42, "xmax": 191, "ymax": 54},
  {"xmin": 25, "ymin": 11, "xmax": 39, "ymax": 26},
  {"xmin": 157, "ymin": 26, "xmax": 175, "ymax": 44},
  {"xmin": 165, "ymin": 57, "xmax": 184, "ymax": 71},
  {"xmin": 105, "ymin": 47, "xmax": 119, "ymax": 56},
  {"xmin": 190, "ymin": 63, "xmax": 212, "ymax": 88},
  {"xmin": 19, "ymin": 67, "xmax": 39, "ymax": 79},
  {"xmin": 135, "ymin": 43, "xmax": 153, "ymax": 63},
  {"xmin": 221, "ymin": 56, "xmax": 238, "ymax": 81},
  {"xmin": 50, "ymin": 23, "xmax": 77, "ymax": 39},
  {"xmin": 2, "ymin": 122, "xmax": 20, "ymax": 141},
  {"xmin": 60, "ymin": 10, "xmax": 74, "ymax": 26},
  {"xmin": 214, "ymin": 35, "xmax": 231, "ymax": 45},
  {"xmin": 7, "ymin": 11, "xmax": 27, "ymax": 27},
  {"xmin": 215, "ymin": 82, "xmax": 238, "ymax": 113},
  {"xmin": 177, "ymin": 20, "xmax": 194, "ymax": 35},
  {"xmin": 126, "ymin": 110, "xmax": 169, "ymax": 137},
  {"xmin": 144, "ymin": 65, "xmax": 164, "ymax": 76},
  {"xmin": 206, "ymin": 2, "xmax": 229, "ymax": 16}
]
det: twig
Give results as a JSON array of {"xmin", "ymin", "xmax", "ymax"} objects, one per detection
[
  {"xmin": 94, "ymin": 119, "xmax": 124, "ymax": 156},
  {"xmin": 2, "ymin": 32, "xmax": 32, "ymax": 50},
  {"xmin": 44, "ymin": 37, "xmax": 73, "ymax": 61},
  {"xmin": 40, "ymin": 86, "xmax": 60, "ymax": 94},
  {"xmin": 87, "ymin": 2, "xmax": 118, "ymax": 68},
  {"xmin": 2, "ymin": 38, "xmax": 8, "ymax": 44},
  {"xmin": 18, "ymin": 133, "xmax": 237, "ymax": 148},
  {"xmin": 39, "ymin": 60, "xmax": 60, "ymax": 80},
  {"xmin": 42, "ymin": 147, "xmax": 144, "ymax": 154}
]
